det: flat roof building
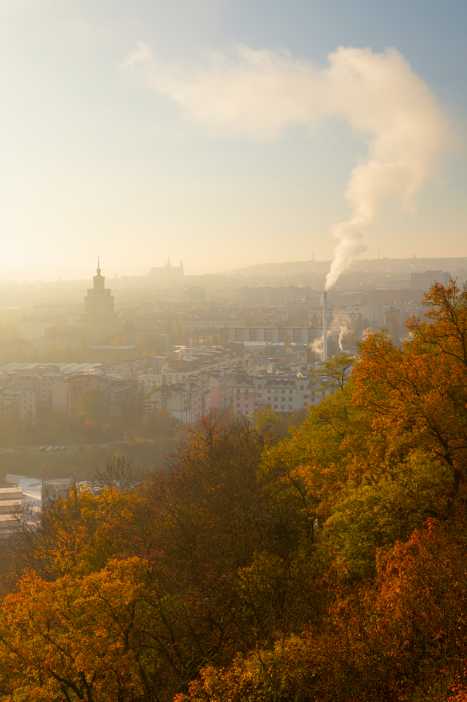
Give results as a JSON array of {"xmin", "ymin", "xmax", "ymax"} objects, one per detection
[{"xmin": 0, "ymin": 485, "xmax": 23, "ymax": 538}]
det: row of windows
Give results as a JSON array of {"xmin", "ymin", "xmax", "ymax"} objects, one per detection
[{"xmin": 236, "ymin": 400, "xmax": 313, "ymax": 411}]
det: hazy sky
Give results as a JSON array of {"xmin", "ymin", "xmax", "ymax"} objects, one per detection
[{"xmin": 1, "ymin": 0, "xmax": 467, "ymax": 279}]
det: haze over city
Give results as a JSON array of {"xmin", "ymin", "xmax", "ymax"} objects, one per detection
[
  {"xmin": 0, "ymin": 3, "xmax": 465, "ymax": 701},
  {"xmin": 1, "ymin": 0, "xmax": 467, "ymax": 280}
]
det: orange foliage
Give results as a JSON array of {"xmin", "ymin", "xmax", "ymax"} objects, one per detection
[
  {"xmin": 352, "ymin": 280, "xmax": 466, "ymax": 500},
  {"xmin": 0, "ymin": 284, "xmax": 464, "ymax": 701},
  {"xmin": 179, "ymin": 519, "xmax": 466, "ymax": 702},
  {"xmin": 36, "ymin": 486, "xmax": 150, "ymax": 577},
  {"xmin": 0, "ymin": 558, "xmax": 151, "ymax": 701}
]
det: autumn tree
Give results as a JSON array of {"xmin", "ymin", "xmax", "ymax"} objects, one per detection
[
  {"xmin": 95, "ymin": 455, "xmax": 141, "ymax": 490},
  {"xmin": 352, "ymin": 280, "xmax": 467, "ymax": 505},
  {"xmin": 360, "ymin": 519, "xmax": 466, "ymax": 701},
  {"xmin": 320, "ymin": 450, "xmax": 453, "ymax": 581},
  {"xmin": 312, "ymin": 352, "xmax": 355, "ymax": 393},
  {"xmin": 178, "ymin": 520, "xmax": 466, "ymax": 702},
  {"xmin": 0, "ymin": 286, "xmax": 464, "ymax": 702},
  {"xmin": 254, "ymin": 406, "xmax": 304, "ymax": 446},
  {"xmin": 35, "ymin": 486, "xmax": 151, "ymax": 578},
  {"xmin": 0, "ymin": 558, "xmax": 154, "ymax": 701}
]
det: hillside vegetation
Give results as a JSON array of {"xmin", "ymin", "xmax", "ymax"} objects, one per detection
[{"xmin": 0, "ymin": 282, "xmax": 465, "ymax": 702}]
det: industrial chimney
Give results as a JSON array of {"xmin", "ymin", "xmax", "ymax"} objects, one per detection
[{"xmin": 322, "ymin": 291, "xmax": 328, "ymax": 362}]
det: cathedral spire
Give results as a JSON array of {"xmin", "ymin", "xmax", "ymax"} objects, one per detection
[{"xmin": 97, "ymin": 257, "xmax": 101, "ymax": 276}]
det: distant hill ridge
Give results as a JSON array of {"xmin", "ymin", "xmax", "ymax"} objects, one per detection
[{"xmin": 231, "ymin": 257, "xmax": 467, "ymax": 277}]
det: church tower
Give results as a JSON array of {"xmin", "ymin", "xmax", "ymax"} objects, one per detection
[{"xmin": 84, "ymin": 259, "xmax": 116, "ymax": 330}]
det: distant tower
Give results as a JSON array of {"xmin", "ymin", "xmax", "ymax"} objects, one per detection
[
  {"xmin": 84, "ymin": 259, "xmax": 116, "ymax": 329},
  {"xmin": 148, "ymin": 258, "xmax": 185, "ymax": 287}
]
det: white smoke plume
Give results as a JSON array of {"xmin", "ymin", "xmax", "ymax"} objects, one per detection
[
  {"xmin": 310, "ymin": 335, "xmax": 325, "ymax": 356},
  {"xmin": 327, "ymin": 310, "xmax": 352, "ymax": 352},
  {"xmin": 337, "ymin": 320, "xmax": 351, "ymax": 352},
  {"xmin": 338, "ymin": 327, "xmax": 347, "ymax": 353},
  {"xmin": 124, "ymin": 43, "xmax": 448, "ymax": 288},
  {"xmin": 311, "ymin": 311, "xmax": 352, "ymax": 355}
]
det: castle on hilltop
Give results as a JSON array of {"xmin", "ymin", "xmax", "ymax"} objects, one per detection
[{"xmin": 148, "ymin": 259, "xmax": 184, "ymax": 287}]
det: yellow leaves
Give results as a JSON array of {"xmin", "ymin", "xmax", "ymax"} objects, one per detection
[
  {"xmin": 0, "ymin": 317, "xmax": 464, "ymax": 702},
  {"xmin": 352, "ymin": 283, "xmax": 467, "ymax": 491},
  {"xmin": 0, "ymin": 557, "xmax": 151, "ymax": 701},
  {"xmin": 37, "ymin": 487, "xmax": 150, "ymax": 578}
]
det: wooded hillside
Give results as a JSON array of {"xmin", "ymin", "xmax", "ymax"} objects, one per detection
[{"xmin": 0, "ymin": 282, "xmax": 465, "ymax": 702}]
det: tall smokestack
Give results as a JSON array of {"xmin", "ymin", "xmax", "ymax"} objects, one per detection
[{"xmin": 322, "ymin": 291, "xmax": 328, "ymax": 362}]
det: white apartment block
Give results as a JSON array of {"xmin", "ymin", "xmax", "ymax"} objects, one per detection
[
  {"xmin": 166, "ymin": 383, "xmax": 206, "ymax": 424},
  {"xmin": 144, "ymin": 382, "xmax": 207, "ymax": 424},
  {"xmin": 0, "ymin": 485, "xmax": 24, "ymax": 538},
  {"xmin": 229, "ymin": 373, "xmax": 323, "ymax": 419}
]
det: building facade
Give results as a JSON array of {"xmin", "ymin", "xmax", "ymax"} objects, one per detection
[
  {"xmin": 83, "ymin": 261, "xmax": 117, "ymax": 340},
  {"xmin": 0, "ymin": 485, "xmax": 23, "ymax": 538}
]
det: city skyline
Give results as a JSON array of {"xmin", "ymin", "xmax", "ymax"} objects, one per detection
[{"xmin": 1, "ymin": 0, "xmax": 467, "ymax": 280}]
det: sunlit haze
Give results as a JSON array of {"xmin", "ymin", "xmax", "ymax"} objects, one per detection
[
  {"xmin": 0, "ymin": 6, "xmax": 465, "ymax": 696},
  {"xmin": 2, "ymin": 0, "xmax": 467, "ymax": 280}
]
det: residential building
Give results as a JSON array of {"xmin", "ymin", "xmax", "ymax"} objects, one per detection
[{"xmin": 0, "ymin": 485, "xmax": 23, "ymax": 538}]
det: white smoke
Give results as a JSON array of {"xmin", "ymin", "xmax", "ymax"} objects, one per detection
[
  {"xmin": 124, "ymin": 43, "xmax": 448, "ymax": 288},
  {"xmin": 338, "ymin": 324, "xmax": 349, "ymax": 352},
  {"xmin": 310, "ymin": 319, "xmax": 349, "ymax": 356},
  {"xmin": 311, "ymin": 335, "xmax": 325, "ymax": 356},
  {"xmin": 330, "ymin": 311, "xmax": 352, "ymax": 352},
  {"xmin": 337, "ymin": 327, "xmax": 348, "ymax": 353}
]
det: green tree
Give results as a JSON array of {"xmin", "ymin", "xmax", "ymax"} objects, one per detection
[
  {"xmin": 320, "ymin": 451, "xmax": 453, "ymax": 580},
  {"xmin": 312, "ymin": 352, "xmax": 355, "ymax": 393}
]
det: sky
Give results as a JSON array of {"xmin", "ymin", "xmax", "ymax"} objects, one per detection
[{"xmin": 1, "ymin": 0, "xmax": 466, "ymax": 280}]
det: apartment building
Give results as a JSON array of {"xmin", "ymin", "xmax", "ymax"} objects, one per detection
[
  {"xmin": 0, "ymin": 485, "xmax": 23, "ymax": 538},
  {"xmin": 0, "ymin": 385, "xmax": 36, "ymax": 422},
  {"xmin": 145, "ymin": 382, "xmax": 207, "ymax": 424},
  {"xmin": 229, "ymin": 372, "xmax": 323, "ymax": 419}
]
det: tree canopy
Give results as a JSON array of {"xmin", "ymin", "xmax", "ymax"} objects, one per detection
[{"xmin": 0, "ymin": 282, "xmax": 464, "ymax": 701}]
